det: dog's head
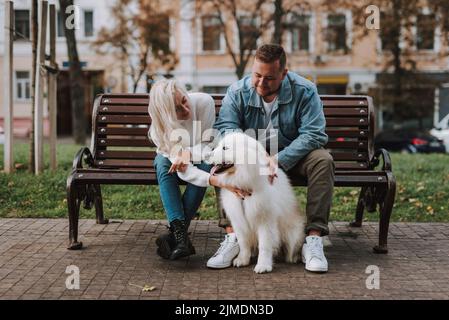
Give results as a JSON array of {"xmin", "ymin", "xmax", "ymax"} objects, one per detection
[{"xmin": 206, "ymin": 132, "xmax": 269, "ymax": 177}]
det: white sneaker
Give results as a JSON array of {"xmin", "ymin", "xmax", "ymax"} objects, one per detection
[
  {"xmin": 301, "ymin": 235, "xmax": 328, "ymax": 273},
  {"xmin": 207, "ymin": 233, "xmax": 239, "ymax": 269}
]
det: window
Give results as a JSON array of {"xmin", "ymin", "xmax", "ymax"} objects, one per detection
[
  {"xmin": 326, "ymin": 14, "xmax": 347, "ymax": 52},
  {"xmin": 15, "ymin": 71, "xmax": 31, "ymax": 101},
  {"xmin": 57, "ymin": 10, "xmax": 65, "ymax": 37},
  {"xmin": 84, "ymin": 10, "xmax": 94, "ymax": 37},
  {"xmin": 14, "ymin": 10, "xmax": 30, "ymax": 41},
  {"xmin": 239, "ymin": 16, "xmax": 259, "ymax": 51},
  {"xmin": 291, "ymin": 14, "xmax": 310, "ymax": 52},
  {"xmin": 202, "ymin": 15, "xmax": 222, "ymax": 51},
  {"xmin": 416, "ymin": 14, "xmax": 435, "ymax": 50}
]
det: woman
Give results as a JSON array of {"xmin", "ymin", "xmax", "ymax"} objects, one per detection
[{"xmin": 148, "ymin": 79, "xmax": 248, "ymax": 260}]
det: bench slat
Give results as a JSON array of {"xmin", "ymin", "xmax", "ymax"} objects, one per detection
[
  {"xmin": 325, "ymin": 140, "xmax": 368, "ymax": 149},
  {"xmin": 73, "ymin": 168, "xmax": 384, "ymax": 186},
  {"xmin": 96, "ymin": 150, "xmax": 156, "ymax": 160},
  {"xmin": 95, "ymin": 159, "xmax": 154, "ymax": 168},
  {"xmin": 97, "ymin": 138, "xmax": 153, "ymax": 147},
  {"xmin": 321, "ymin": 99, "xmax": 368, "ymax": 107},
  {"xmin": 330, "ymin": 152, "xmax": 368, "ymax": 161},
  {"xmin": 101, "ymin": 97, "xmax": 149, "ymax": 105},
  {"xmin": 324, "ymin": 108, "xmax": 368, "ymax": 116},
  {"xmin": 326, "ymin": 128, "xmax": 369, "ymax": 138},
  {"xmin": 326, "ymin": 117, "xmax": 369, "ymax": 126},
  {"xmin": 97, "ymin": 127, "xmax": 149, "ymax": 136},
  {"xmin": 97, "ymin": 115, "xmax": 151, "ymax": 125},
  {"xmin": 334, "ymin": 163, "xmax": 368, "ymax": 170},
  {"xmin": 98, "ymin": 105, "xmax": 148, "ymax": 114}
]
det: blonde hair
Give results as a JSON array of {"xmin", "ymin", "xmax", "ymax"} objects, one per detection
[{"xmin": 148, "ymin": 79, "xmax": 191, "ymax": 155}]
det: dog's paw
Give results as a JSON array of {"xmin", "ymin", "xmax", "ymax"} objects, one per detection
[
  {"xmin": 254, "ymin": 264, "xmax": 273, "ymax": 274},
  {"xmin": 233, "ymin": 255, "xmax": 250, "ymax": 267}
]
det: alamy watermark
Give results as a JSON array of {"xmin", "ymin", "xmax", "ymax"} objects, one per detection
[
  {"xmin": 64, "ymin": 5, "xmax": 81, "ymax": 30},
  {"xmin": 65, "ymin": 265, "xmax": 80, "ymax": 290},
  {"xmin": 365, "ymin": 5, "xmax": 380, "ymax": 30},
  {"xmin": 365, "ymin": 265, "xmax": 380, "ymax": 290}
]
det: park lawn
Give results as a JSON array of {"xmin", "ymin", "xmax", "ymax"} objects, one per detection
[{"xmin": 0, "ymin": 142, "xmax": 448, "ymax": 222}]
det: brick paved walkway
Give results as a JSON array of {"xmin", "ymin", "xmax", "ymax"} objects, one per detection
[{"xmin": 0, "ymin": 219, "xmax": 448, "ymax": 300}]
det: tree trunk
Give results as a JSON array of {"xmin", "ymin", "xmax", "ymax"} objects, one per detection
[
  {"xmin": 60, "ymin": 0, "xmax": 87, "ymax": 144},
  {"xmin": 29, "ymin": 0, "xmax": 38, "ymax": 173},
  {"xmin": 391, "ymin": 0, "xmax": 403, "ymax": 122},
  {"xmin": 271, "ymin": 0, "xmax": 284, "ymax": 45}
]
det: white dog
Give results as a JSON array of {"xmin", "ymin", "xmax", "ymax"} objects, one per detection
[{"xmin": 207, "ymin": 132, "xmax": 306, "ymax": 273}]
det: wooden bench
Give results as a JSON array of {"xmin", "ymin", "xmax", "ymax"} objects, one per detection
[{"xmin": 67, "ymin": 93, "xmax": 396, "ymax": 253}]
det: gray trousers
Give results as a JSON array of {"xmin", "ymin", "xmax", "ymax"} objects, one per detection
[{"xmin": 217, "ymin": 148, "xmax": 335, "ymax": 236}]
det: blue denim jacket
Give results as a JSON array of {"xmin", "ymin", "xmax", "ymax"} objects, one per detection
[{"xmin": 213, "ymin": 71, "xmax": 328, "ymax": 171}]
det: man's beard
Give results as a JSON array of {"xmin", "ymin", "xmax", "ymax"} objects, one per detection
[{"xmin": 259, "ymin": 85, "xmax": 281, "ymax": 99}]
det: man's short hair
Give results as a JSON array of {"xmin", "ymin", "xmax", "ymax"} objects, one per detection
[{"xmin": 255, "ymin": 44, "xmax": 286, "ymax": 70}]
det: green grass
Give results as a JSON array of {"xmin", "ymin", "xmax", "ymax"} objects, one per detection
[{"xmin": 1, "ymin": 143, "xmax": 448, "ymax": 222}]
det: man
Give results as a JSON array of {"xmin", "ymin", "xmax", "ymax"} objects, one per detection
[{"xmin": 206, "ymin": 44, "xmax": 335, "ymax": 273}]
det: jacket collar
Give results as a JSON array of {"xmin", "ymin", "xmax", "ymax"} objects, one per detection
[{"xmin": 248, "ymin": 73, "xmax": 293, "ymax": 108}]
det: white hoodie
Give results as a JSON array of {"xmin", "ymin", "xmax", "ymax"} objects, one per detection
[{"xmin": 157, "ymin": 92, "xmax": 216, "ymax": 187}]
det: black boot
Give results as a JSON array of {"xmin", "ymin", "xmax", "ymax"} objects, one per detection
[
  {"xmin": 156, "ymin": 232, "xmax": 175, "ymax": 259},
  {"xmin": 169, "ymin": 219, "xmax": 192, "ymax": 260},
  {"xmin": 156, "ymin": 223, "xmax": 196, "ymax": 259}
]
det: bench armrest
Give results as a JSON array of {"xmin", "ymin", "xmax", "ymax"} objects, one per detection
[
  {"xmin": 72, "ymin": 147, "xmax": 94, "ymax": 170},
  {"xmin": 370, "ymin": 148, "xmax": 392, "ymax": 172}
]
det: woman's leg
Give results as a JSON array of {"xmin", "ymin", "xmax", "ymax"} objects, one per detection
[
  {"xmin": 182, "ymin": 162, "xmax": 213, "ymax": 226},
  {"xmin": 154, "ymin": 154, "xmax": 193, "ymax": 260},
  {"xmin": 154, "ymin": 154, "xmax": 185, "ymax": 223}
]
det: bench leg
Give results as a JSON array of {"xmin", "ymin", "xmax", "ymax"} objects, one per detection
[
  {"xmin": 350, "ymin": 187, "xmax": 367, "ymax": 227},
  {"xmin": 93, "ymin": 185, "xmax": 108, "ymax": 224},
  {"xmin": 67, "ymin": 181, "xmax": 83, "ymax": 250},
  {"xmin": 373, "ymin": 174, "xmax": 396, "ymax": 254}
]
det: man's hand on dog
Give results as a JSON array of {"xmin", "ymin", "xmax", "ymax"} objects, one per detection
[{"xmin": 267, "ymin": 155, "xmax": 278, "ymax": 185}]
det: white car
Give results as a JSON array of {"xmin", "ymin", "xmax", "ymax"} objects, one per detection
[
  {"xmin": 430, "ymin": 114, "xmax": 449, "ymax": 153},
  {"xmin": 0, "ymin": 126, "xmax": 4, "ymax": 145}
]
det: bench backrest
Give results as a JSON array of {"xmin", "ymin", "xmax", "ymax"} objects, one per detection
[{"xmin": 91, "ymin": 93, "xmax": 374, "ymax": 171}]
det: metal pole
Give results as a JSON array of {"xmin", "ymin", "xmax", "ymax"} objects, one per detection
[
  {"xmin": 34, "ymin": 0, "xmax": 48, "ymax": 174},
  {"xmin": 3, "ymin": 1, "xmax": 14, "ymax": 173},
  {"xmin": 49, "ymin": 4, "xmax": 57, "ymax": 171}
]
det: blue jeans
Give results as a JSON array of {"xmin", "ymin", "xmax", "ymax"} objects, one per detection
[{"xmin": 154, "ymin": 154, "xmax": 212, "ymax": 226}]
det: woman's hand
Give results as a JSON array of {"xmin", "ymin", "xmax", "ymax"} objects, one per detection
[
  {"xmin": 168, "ymin": 149, "xmax": 191, "ymax": 174},
  {"xmin": 209, "ymin": 175, "xmax": 252, "ymax": 199}
]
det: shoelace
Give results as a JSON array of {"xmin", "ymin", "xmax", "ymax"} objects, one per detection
[
  {"xmin": 308, "ymin": 238, "xmax": 323, "ymax": 259},
  {"xmin": 213, "ymin": 235, "xmax": 232, "ymax": 257}
]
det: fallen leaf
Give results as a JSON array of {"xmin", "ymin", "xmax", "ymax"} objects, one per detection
[
  {"xmin": 128, "ymin": 282, "xmax": 157, "ymax": 292},
  {"xmin": 408, "ymin": 198, "xmax": 418, "ymax": 203},
  {"xmin": 142, "ymin": 285, "xmax": 156, "ymax": 292},
  {"xmin": 414, "ymin": 201, "xmax": 423, "ymax": 208}
]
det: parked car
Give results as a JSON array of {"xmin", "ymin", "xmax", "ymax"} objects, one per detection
[
  {"xmin": 430, "ymin": 113, "xmax": 449, "ymax": 153},
  {"xmin": 0, "ymin": 126, "xmax": 4, "ymax": 145},
  {"xmin": 374, "ymin": 128, "xmax": 446, "ymax": 154}
]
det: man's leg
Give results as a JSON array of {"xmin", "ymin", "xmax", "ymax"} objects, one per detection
[
  {"xmin": 206, "ymin": 187, "xmax": 239, "ymax": 269},
  {"xmin": 288, "ymin": 148, "xmax": 335, "ymax": 272}
]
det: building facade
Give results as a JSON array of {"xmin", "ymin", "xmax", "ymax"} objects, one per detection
[{"xmin": 1, "ymin": 0, "xmax": 449, "ymax": 137}]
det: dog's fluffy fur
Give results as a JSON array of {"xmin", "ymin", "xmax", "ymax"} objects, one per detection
[{"xmin": 207, "ymin": 132, "xmax": 306, "ymax": 273}]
